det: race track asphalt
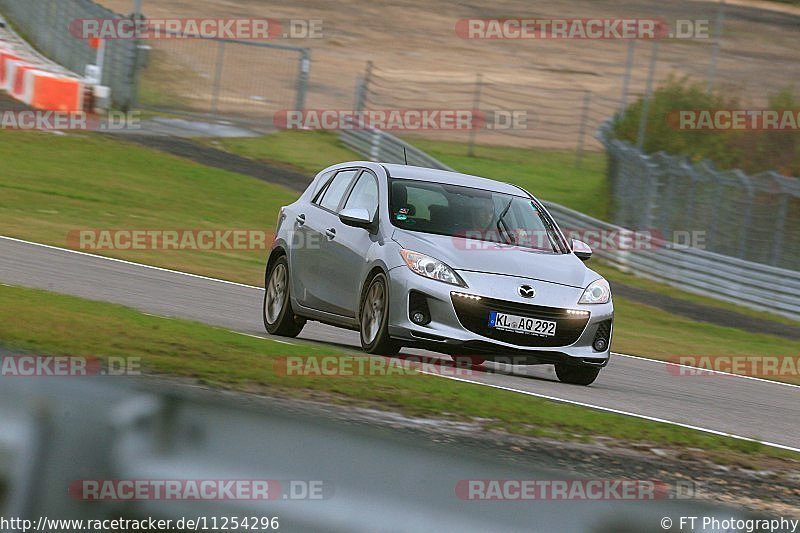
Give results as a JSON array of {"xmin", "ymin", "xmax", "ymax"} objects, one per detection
[{"xmin": 0, "ymin": 236, "xmax": 798, "ymax": 450}]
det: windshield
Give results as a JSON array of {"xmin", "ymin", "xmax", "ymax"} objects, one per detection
[{"xmin": 389, "ymin": 179, "xmax": 566, "ymax": 253}]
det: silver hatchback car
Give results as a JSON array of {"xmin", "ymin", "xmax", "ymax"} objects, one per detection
[{"xmin": 264, "ymin": 162, "xmax": 613, "ymax": 385}]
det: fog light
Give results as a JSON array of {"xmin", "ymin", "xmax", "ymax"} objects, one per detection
[
  {"xmin": 409, "ymin": 290, "xmax": 432, "ymax": 326},
  {"xmin": 592, "ymin": 338, "xmax": 608, "ymax": 352},
  {"xmin": 591, "ymin": 319, "xmax": 612, "ymax": 352},
  {"xmin": 412, "ymin": 311, "xmax": 428, "ymax": 325}
]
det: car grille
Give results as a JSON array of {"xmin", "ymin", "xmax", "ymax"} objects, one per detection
[{"xmin": 451, "ymin": 294, "xmax": 590, "ymax": 347}]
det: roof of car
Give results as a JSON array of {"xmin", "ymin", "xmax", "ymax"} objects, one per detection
[{"xmin": 380, "ymin": 163, "xmax": 528, "ymax": 197}]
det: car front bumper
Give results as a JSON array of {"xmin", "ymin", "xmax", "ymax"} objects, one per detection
[{"xmin": 386, "ymin": 266, "xmax": 613, "ymax": 366}]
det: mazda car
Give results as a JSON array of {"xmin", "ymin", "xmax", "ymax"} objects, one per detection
[{"xmin": 264, "ymin": 162, "xmax": 613, "ymax": 385}]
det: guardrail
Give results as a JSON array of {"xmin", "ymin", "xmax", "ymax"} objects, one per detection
[
  {"xmin": 340, "ymin": 127, "xmax": 800, "ymax": 319},
  {"xmin": 599, "ymin": 122, "xmax": 800, "ymax": 271}
]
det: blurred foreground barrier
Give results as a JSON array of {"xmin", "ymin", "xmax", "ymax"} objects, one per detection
[
  {"xmin": 340, "ymin": 127, "xmax": 800, "ymax": 319},
  {"xmin": 0, "ymin": 376, "xmax": 742, "ymax": 532}
]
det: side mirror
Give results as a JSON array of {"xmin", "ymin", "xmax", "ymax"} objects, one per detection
[
  {"xmin": 339, "ymin": 208, "xmax": 374, "ymax": 229},
  {"xmin": 572, "ymin": 239, "xmax": 592, "ymax": 261}
]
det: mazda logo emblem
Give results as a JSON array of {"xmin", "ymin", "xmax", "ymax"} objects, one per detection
[{"xmin": 518, "ymin": 285, "xmax": 535, "ymax": 298}]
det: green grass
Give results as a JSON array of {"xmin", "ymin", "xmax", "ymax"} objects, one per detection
[
  {"xmin": 611, "ymin": 298, "xmax": 800, "ymax": 384},
  {"xmin": 1, "ymin": 129, "xmax": 798, "ymax": 383},
  {"xmin": 0, "ymin": 283, "xmax": 795, "ymax": 464},
  {"xmin": 0, "ymin": 130, "xmax": 298, "ymax": 286}
]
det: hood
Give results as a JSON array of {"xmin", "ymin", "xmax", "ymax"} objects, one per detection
[{"xmin": 392, "ymin": 229, "xmax": 591, "ymax": 288}]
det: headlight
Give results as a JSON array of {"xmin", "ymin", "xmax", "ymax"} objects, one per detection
[
  {"xmin": 579, "ymin": 278, "xmax": 610, "ymax": 304},
  {"xmin": 400, "ymin": 249, "xmax": 466, "ymax": 287}
]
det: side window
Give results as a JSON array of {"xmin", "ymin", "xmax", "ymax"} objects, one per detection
[
  {"xmin": 311, "ymin": 171, "xmax": 335, "ymax": 202},
  {"xmin": 317, "ymin": 170, "xmax": 358, "ymax": 212},
  {"xmin": 343, "ymin": 171, "xmax": 379, "ymax": 219}
]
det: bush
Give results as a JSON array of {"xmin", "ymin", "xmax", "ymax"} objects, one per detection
[{"xmin": 612, "ymin": 76, "xmax": 799, "ymax": 176}]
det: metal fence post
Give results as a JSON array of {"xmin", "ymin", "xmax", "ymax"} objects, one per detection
[
  {"xmin": 771, "ymin": 193, "xmax": 788, "ymax": 267},
  {"xmin": 707, "ymin": 0, "xmax": 725, "ymax": 94},
  {"xmin": 619, "ymin": 40, "xmax": 636, "ymax": 115},
  {"xmin": 294, "ymin": 49, "xmax": 310, "ymax": 112},
  {"xmin": 636, "ymin": 39, "xmax": 659, "ymax": 150},
  {"xmin": 355, "ymin": 60, "xmax": 373, "ymax": 113},
  {"xmin": 737, "ymin": 173, "xmax": 754, "ymax": 260},
  {"xmin": 467, "ymin": 73, "xmax": 482, "ymax": 157},
  {"xmin": 210, "ymin": 40, "xmax": 226, "ymax": 116},
  {"xmin": 575, "ymin": 90, "xmax": 592, "ymax": 168},
  {"xmin": 370, "ymin": 128, "xmax": 382, "ymax": 161}
]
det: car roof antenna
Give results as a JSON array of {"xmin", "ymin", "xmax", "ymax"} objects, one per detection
[{"xmin": 403, "ymin": 147, "xmax": 408, "ymax": 165}]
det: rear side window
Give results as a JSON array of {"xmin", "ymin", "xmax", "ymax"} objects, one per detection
[
  {"xmin": 316, "ymin": 169, "xmax": 358, "ymax": 212},
  {"xmin": 311, "ymin": 171, "xmax": 335, "ymax": 201}
]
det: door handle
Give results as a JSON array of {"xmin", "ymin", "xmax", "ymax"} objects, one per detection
[
  {"xmin": 295, "ymin": 214, "xmax": 306, "ymax": 226},
  {"xmin": 325, "ymin": 228, "xmax": 336, "ymax": 240}
]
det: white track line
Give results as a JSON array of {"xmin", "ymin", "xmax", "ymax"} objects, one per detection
[
  {"xmin": 421, "ymin": 372, "xmax": 800, "ymax": 454},
  {"xmin": 236, "ymin": 332, "xmax": 294, "ymax": 345},
  {"xmin": 0, "ymin": 235, "xmax": 263, "ymax": 291},
  {"xmin": 3, "ymin": 235, "xmax": 799, "ymax": 451}
]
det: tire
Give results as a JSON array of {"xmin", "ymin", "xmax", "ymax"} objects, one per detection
[
  {"xmin": 359, "ymin": 272, "xmax": 400, "ymax": 355},
  {"xmin": 451, "ymin": 355, "xmax": 486, "ymax": 368},
  {"xmin": 554, "ymin": 363, "xmax": 600, "ymax": 386},
  {"xmin": 263, "ymin": 255, "xmax": 306, "ymax": 337}
]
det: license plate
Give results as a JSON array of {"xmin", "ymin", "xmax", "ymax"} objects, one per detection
[{"xmin": 488, "ymin": 311, "xmax": 557, "ymax": 337}]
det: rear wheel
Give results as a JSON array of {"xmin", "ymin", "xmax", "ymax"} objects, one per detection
[
  {"xmin": 554, "ymin": 363, "xmax": 600, "ymax": 386},
  {"xmin": 360, "ymin": 273, "xmax": 400, "ymax": 355},
  {"xmin": 263, "ymin": 256, "xmax": 305, "ymax": 337}
]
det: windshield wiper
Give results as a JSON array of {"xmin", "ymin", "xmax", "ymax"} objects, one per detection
[{"xmin": 495, "ymin": 199, "xmax": 515, "ymax": 245}]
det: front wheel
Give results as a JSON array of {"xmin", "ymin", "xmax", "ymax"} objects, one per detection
[
  {"xmin": 554, "ymin": 363, "xmax": 600, "ymax": 386},
  {"xmin": 263, "ymin": 256, "xmax": 305, "ymax": 337},
  {"xmin": 359, "ymin": 273, "xmax": 400, "ymax": 355}
]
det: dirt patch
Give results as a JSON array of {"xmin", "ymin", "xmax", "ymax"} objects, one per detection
[
  {"xmin": 96, "ymin": 0, "xmax": 800, "ymax": 149},
  {"xmin": 119, "ymin": 134, "xmax": 313, "ymax": 192}
]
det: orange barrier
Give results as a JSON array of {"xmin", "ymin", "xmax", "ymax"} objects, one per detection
[
  {"xmin": 0, "ymin": 49, "xmax": 85, "ymax": 111},
  {"xmin": 30, "ymin": 72, "xmax": 83, "ymax": 112},
  {"xmin": 0, "ymin": 50, "xmax": 20, "ymax": 88},
  {"xmin": 9, "ymin": 63, "xmax": 36, "ymax": 100}
]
